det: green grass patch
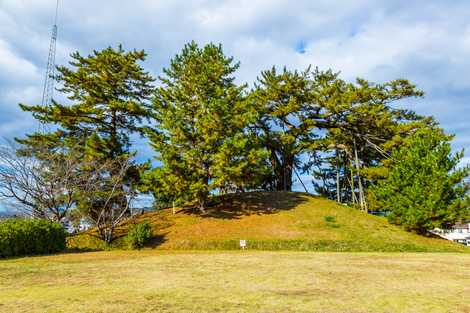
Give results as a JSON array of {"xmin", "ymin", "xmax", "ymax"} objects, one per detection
[
  {"xmin": 324, "ymin": 215, "xmax": 336, "ymax": 223},
  {"xmin": 152, "ymin": 239, "xmax": 467, "ymax": 252}
]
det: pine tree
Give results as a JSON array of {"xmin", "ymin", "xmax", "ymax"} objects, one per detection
[
  {"xmin": 18, "ymin": 45, "xmax": 155, "ymax": 159},
  {"xmin": 252, "ymin": 67, "xmax": 340, "ymax": 191},
  {"xmin": 309, "ymin": 78, "xmax": 426, "ymax": 209},
  {"xmin": 145, "ymin": 42, "xmax": 268, "ymax": 212},
  {"xmin": 17, "ymin": 46, "xmax": 155, "ymax": 235},
  {"xmin": 371, "ymin": 128, "xmax": 469, "ymax": 233}
]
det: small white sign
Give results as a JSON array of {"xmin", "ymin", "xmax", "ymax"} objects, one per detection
[{"xmin": 240, "ymin": 239, "xmax": 246, "ymax": 249}]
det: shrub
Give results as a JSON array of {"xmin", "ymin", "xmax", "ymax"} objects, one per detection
[
  {"xmin": 0, "ymin": 218, "xmax": 66, "ymax": 258},
  {"xmin": 125, "ymin": 221, "xmax": 153, "ymax": 250}
]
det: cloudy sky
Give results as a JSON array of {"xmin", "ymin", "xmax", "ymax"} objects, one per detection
[{"xmin": 0, "ymin": 0, "xmax": 469, "ymax": 185}]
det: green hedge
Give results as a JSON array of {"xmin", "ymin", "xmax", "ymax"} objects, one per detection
[{"xmin": 0, "ymin": 218, "xmax": 66, "ymax": 258}]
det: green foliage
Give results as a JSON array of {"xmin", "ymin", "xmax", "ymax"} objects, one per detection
[
  {"xmin": 18, "ymin": 45, "xmax": 155, "ymax": 159},
  {"xmin": 17, "ymin": 46, "xmax": 155, "ymax": 241},
  {"xmin": 253, "ymin": 66, "xmax": 425, "ymax": 197},
  {"xmin": 324, "ymin": 215, "xmax": 336, "ymax": 223},
  {"xmin": 18, "ymin": 45, "xmax": 154, "ymax": 208},
  {"xmin": 0, "ymin": 218, "xmax": 66, "ymax": 258},
  {"xmin": 125, "ymin": 221, "xmax": 153, "ymax": 250},
  {"xmin": 466, "ymin": 196, "xmax": 470, "ymax": 220},
  {"xmin": 371, "ymin": 128, "xmax": 469, "ymax": 233},
  {"xmin": 307, "ymin": 77, "xmax": 427, "ymax": 206},
  {"xmin": 145, "ymin": 42, "xmax": 268, "ymax": 210},
  {"xmin": 323, "ymin": 215, "xmax": 340, "ymax": 228},
  {"xmin": 253, "ymin": 67, "xmax": 338, "ymax": 191}
]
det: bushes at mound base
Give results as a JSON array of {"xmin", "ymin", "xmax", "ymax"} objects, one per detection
[
  {"xmin": 125, "ymin": 221, "xmax": 153, "ymax": 250},
  {"xmin": 0, "ymin": 218, "xmax": 66, "ymax": 258}
]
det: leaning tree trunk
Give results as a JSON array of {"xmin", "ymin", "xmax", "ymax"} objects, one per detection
[
  {"xmin": 293, "ymin": 167, "xmax": 309, "ymax": 193},
  {"xmin": 353, "ymin": 138, "xmax": 367, "ymax": 212},
  {"xmin": 335, "ymin": 149, "xmax": 341, "ymax": 203},
  {"xmin": 349, "ymin": 158, "xmax": 358, "ymax": 205}
]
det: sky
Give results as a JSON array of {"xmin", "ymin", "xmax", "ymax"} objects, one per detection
[{"xmin": 0, "ymin": 0, "xmax": 469, "ymax": 197}]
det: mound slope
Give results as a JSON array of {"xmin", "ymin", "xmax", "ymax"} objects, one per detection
[{"xmin": 69, "ymin": 192, "xmax": 467, "ymax": 252}]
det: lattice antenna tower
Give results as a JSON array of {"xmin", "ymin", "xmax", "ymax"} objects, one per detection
[{"xmin": 39, "ymin": 0, "xmax": 59, "ymax": 132}]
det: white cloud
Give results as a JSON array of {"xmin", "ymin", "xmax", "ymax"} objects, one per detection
[
  {"xmin": 0, "ymin": 0, "xmax": 468, "ymax": 160},
  {"xmin": 0, "ymin": 39, "xmax": 40, "ymax": 82}
]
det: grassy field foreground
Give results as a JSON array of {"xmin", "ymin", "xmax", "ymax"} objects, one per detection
[{"xmin": 0, "ymin": 251, "xmax": 469, "ymax": 313}]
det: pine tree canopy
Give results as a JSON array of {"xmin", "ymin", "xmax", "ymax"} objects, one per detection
[
  {"xmin": 145, "ymin": 42, "xmax": 268, "ymax": 211},
  {"xmin": 18, "ymin": 45, "xmax": 155, "ymax": 159},
  {"xmin": 371, "ymin": 128, "xmax": 469, "ymax": 233},
  {"xmin": 252, "ymin": 65, "xmax": 426, "ymax": 193}
]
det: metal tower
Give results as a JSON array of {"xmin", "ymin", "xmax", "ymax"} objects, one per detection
[{"xmin": 40, "ymin": 0, "xmax": 59, "ymax": 129}]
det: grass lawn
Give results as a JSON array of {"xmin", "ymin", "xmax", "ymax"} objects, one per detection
[{"xmin": 1, "ymin": 251, "xmax": 469, "ymax": 313}]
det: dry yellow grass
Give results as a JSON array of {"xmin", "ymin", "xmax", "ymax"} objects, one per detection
[
  {"xmin": 0, "ymin": 251, "xmax": 469, "ymax": 313},
  {"xmin": 69, "ymin": 192, "xmax": 468, "ymax": 252}
]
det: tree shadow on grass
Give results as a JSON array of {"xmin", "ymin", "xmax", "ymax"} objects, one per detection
[
  {"xmin": 67, "ymin": 231, "xmax": 171, "ymax": 250},
  {"xmin": 146, "ymin": 232, "xmax": 169, "ymax": 248},
  {"xmin": 65, "ymin": 246, "xmax": 104, "ymax": 254},
  {"xmin": 184, "ymin": 191, "xmax": 310, "ymax": 220}
]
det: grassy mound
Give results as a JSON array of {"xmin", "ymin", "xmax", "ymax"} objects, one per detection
[{"xmin": 68, "ymin": 192, "xmax": 468, "ymax": 252}]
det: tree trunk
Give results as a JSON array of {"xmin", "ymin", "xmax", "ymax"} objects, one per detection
[
  {"xmin": 275, "ymin": 155, "xmax": 293, "ymax": 191},
  {"xmin": 104, "ymin": 228, "xmax": 113, "ymax": 244},
  {"xmin": 335, "ymin": 149, "xmax": 341, "ymax": 203},
  {"xmin": 198, "ymin": 198, "xmax": 206, "ymax": 214},
  {"xmin": 353, "ymin": 138, "xmax": 367, "ymax": 212},
  {"xmin": 98, "ymin": 226, "xmax": 113, "ymax": 244},
  {"xmin": 349, "ymin": 158, "xmax": 357, "ymax": 205}
]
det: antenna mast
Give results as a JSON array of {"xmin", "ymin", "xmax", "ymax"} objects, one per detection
[{"xmin": 39, "ymin": 0, "xmax": 59, "ymax": 131}]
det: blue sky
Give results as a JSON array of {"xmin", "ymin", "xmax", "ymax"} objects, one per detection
[{"xmin": 0, "ymin": 0, "xmax": 469, "ymax": 197}]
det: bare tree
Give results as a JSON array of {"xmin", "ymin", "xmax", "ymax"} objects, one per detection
[
  {"xmin": 0, "ymin": 140, "xmax": 84, "ymax": 222},
  {"xmin": 75, "ymin": 155, "xmax": 138, "ymax": 244},
  {"xmin": 0, "ymin": 140, "xmax": 142, "ymax": 243}
]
